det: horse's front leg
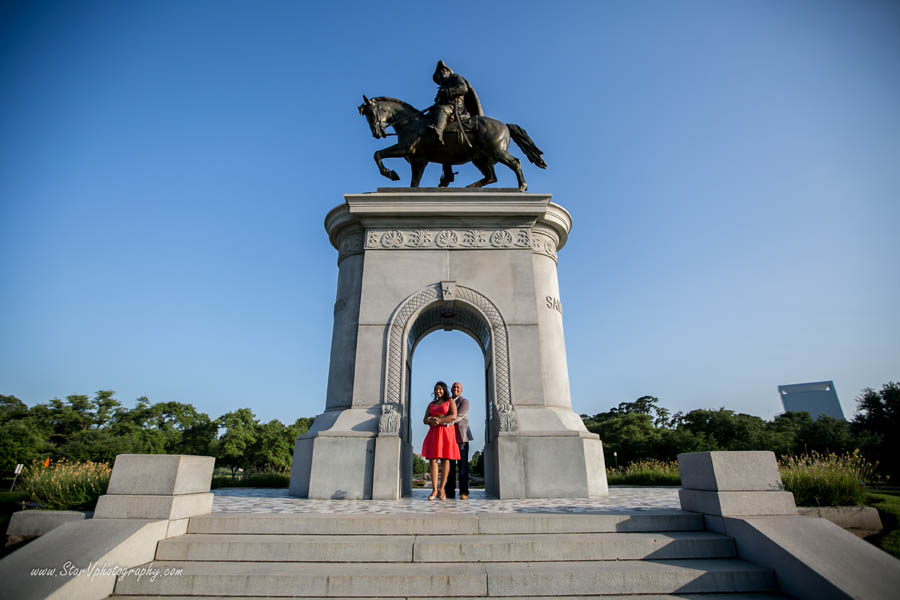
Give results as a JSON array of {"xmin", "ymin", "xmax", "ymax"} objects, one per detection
[{"xmin": 373, "ymin": 144, "xmax": 409, "ymax": 181}]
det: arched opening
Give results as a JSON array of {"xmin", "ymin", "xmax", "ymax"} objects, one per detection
[
  {"xmin": 409, "ymin": 329, "xmax": 486, "ymax": 496},
  {"xmin": 381, "ymin": 282, "xmax": 514, "ymax": 498}
]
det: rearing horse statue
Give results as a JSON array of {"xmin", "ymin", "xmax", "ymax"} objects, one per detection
[{"xmin": 359, "ymin": 96, "xmax": 546, "ymax": 192}]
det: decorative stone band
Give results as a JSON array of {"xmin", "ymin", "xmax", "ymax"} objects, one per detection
[
  {"xmin": 365, "ymin": 228, "xmax": 532, "ymax": 250},
  {"xmin": 382, "ymin": 283, "xmax": 517, "ymax": 439},
  {"xmin": 337, "ymin": 231, "xmax": 365, "ymax": 264},
  {"xmin": 531, "ymin": 229, "xmax": 559, "ymax": 263}
]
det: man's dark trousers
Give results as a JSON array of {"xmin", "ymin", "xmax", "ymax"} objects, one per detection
[{"xmin": 447, "ymin": 442, "xmax": 469, "ymax": 499}]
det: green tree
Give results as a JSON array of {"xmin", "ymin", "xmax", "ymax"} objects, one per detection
[
  {"xmin": 249, "ymin": 420, "xmax": 293, "ymax": 472},
  {"xmin": 216, "ymin": 408, "xmax": 259, "ymax": 476},
  {"xmin": 412, "ymin": 453, "xmax": 427, "ymax": 475},
  {"xmin": 853, "ymin": 382, "xmax": 900, "ymax": 480}
]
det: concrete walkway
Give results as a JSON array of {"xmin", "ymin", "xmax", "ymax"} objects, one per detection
[{"xmin": 212, "ymin": 486, "xmax": 681, "ymax": 514}]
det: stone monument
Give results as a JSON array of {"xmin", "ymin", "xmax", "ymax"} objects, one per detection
[{"xmin": 289, "ymin": 189, "xmax": 607, "ymax": 499}]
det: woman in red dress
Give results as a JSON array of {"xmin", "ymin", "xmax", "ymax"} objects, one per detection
[{"xmin": 421, "ymin": 380, "xmax": 460, "ymax": 500}]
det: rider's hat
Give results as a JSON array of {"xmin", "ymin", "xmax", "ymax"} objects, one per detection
[{"xmin": 433, "ymin": 60, "xmax": 452, "ymax": 84}]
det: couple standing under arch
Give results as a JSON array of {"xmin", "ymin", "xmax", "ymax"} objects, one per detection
[{"xmin": 421, "ymin": 381, "xmax": 473, "ymax": 501}]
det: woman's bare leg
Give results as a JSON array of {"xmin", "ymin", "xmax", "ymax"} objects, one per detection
[
  {"xmin": 428, "ymin": 460, "xmax": 438, "ymax": 500},
  {"xmin": 439, "ymin": 459, "xmax": 450, "ymax": 499}
]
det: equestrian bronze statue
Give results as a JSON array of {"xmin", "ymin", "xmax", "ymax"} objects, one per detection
[{"xmin": 359, "ymin": 61, "xmax": 546, "ymax": 192}]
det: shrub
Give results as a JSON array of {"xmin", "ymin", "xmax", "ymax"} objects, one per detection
[
  {"xmin": 19, "ymin": 460, "xmax": 111, "ymax": 510},
  {"xmin": 779, "ymin": 450, "xmax": 874, "ymax": 507},
  {"xmin": 607, "ymin": 459, "xmax": 681, "ymax": 486},
  {"xmin": 866, "ymin": 491, "xmax": 900, "ymax": 558},
  {"xmin": 211, "ymin": 471, "xmax": 290, "ymax": 489}
]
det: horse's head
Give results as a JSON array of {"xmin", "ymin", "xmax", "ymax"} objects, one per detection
[{"xmin": 358, "ymin": 95, "xmax": 389, "ymax": 139}]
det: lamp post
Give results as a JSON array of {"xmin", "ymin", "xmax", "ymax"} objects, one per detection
[{"xmin": 613, "ymin": 452, "xmax": 618, "ymax": 468}]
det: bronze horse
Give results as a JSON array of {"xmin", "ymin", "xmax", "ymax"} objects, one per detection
[{"xmin": 359, "ymin": 96, "xmax": 546, "ymax": 192}]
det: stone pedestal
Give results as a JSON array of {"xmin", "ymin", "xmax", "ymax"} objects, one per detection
[
  {"xmin": 290, "ymin": 189, "xmax": 607, "ymax": 499},
  {"xmin": 677, "ymin": 451, "xmax": 797, "ymax": 516},
  {"xmin": 94, "ymin": 454, "xmax": 215, "ymax": 520}
]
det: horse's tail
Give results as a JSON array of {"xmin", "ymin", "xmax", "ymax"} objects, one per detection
[{"xmin": 508, "ymin": 123, "xmax": 547, "ymax": 169}]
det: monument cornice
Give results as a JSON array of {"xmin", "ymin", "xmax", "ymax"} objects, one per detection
[{"xmin": 326, "ymin": 190, "xmax": 570, "ymax": 254}]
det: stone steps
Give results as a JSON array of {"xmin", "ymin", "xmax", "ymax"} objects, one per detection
[
  {"xmin": 185, "ymin": 511, "xmax": 706, "ymax": 535},
  {"xmin": 156, "ymin": 531, "xmax": 736, "ymax": 562},
  {"xmin": 113, "ymin": 559, "xmax": 777, "ymax": 597},
  {"xmin": 118, "ymin": 596, "xmax": 787, "ymax": 600},
  {"xmin": 110, "ymin": 510, "xmax": 781, "ymax": 598}
]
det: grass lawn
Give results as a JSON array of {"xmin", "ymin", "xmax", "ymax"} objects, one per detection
[{"xmin": 866, "ymin": 490, "xmax": 900, "ymax": 559}]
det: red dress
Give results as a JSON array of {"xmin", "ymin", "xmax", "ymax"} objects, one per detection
[{"xmin": 421, "ymin": 400, "xmax": 461, "ymax": 460}]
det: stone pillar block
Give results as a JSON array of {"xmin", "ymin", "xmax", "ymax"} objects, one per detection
[
  {"xmin": 677, "ymin": 451, "xmax": 797, "ymax": 516},
  {"xmin": 678, "ymin": 451, "xmax": 784, "ymax": 491},
  {"xmin": 372, "ymin": 436, "xmax": 402, "ymax": 499},
  {"xmin": 94, "ymin": 454, "xmax": 215, "ymax": 520},
  {"xmin": 106, "ymin": 454, "xmax": 215, "ymax": 495}
]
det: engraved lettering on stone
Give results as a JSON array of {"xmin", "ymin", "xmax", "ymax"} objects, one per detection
[
  {"xmin": 378, "ymin": 402, "xmax": 401, "ymax": 435},
  {"xmin": 545, "ymin": 295, "xmax": 562, "ymax": 314},
  {"xmin": 490, "ymin": 230, "xmax": 514, "ymax": 247},
  {"xmin": 462, "ymin": 230, "xmax": 489, "ymax": 247},
  {"xmin": 435, "ymin": 230, "xmax": 459, "ymax": 247},
  {"xmin": 381, "ymin": 230, "xmax": 405, "ymax": 248}
]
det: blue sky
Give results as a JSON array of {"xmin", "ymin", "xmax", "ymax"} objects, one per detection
[{"xmin": 2, "ymin": 1, "xmax": 898, "ymax": 454}]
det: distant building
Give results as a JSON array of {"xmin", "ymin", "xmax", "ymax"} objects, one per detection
[{"xmin": 778, "ymin": 381, "xmax": 845, "ymax": 420}]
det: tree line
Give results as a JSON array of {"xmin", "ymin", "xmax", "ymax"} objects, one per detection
[
  {"xmin": 3, "ymin": 382, "xmax": 896, "ymax": 482},
  {"xmin": 0, "ymin": 391, "xmax": 312, "ymax": 476},
  {"xmin": 581, "ymin": 382, "xmax": 899, "ymax": 482}
]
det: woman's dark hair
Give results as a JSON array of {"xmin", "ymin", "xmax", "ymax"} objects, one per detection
[{"xmin": 432, "ymin": 381, "xmax": 450, "ymax": 402}]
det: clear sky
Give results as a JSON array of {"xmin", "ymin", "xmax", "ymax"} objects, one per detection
[{"xmin": 2, "ymin": 1, "xmax": 898, "ymax": 454}]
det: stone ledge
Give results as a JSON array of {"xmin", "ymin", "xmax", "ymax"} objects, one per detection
[
  {"xmin": 5, "ymin": 510, "xmax": 91, "ymax": 543},
  {"xmin": 679, "ymin": 489, "xmax": 797, "ymax": 516},
  {"xmin": 94, "ymin": 492, "xmax": 213, "ymax": 520},
  {"xmin": 797, "ymin": 506, "xmax": 883, "ymax": 537}
]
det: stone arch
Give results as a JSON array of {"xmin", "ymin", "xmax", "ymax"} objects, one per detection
[{"xmin": 378, "ymin": 282, "xmax": 517, "ymax": 444}]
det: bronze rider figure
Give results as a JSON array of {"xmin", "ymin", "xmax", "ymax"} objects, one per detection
[{"xmin": 428, "ymin": 60, "xmax": 483, "ymax": 145}]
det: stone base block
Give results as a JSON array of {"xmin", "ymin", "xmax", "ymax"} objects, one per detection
[
  {"xmin": 106, "ymin": 454, "xmax": 214, "ymax": 495},
  {"xmin": 497, "ymin": 434, "xmax": 607, "ymax": 499},
  {"xmin": 291, "ymin": 434, "xmax": 376, "ymax": 499},
  {"xmin": 372, "ymin": 436, "xmax": 401, "ymax": 500},
  {"xmin": 5, "ymin": 510, "xmax": 90, "ymax": 541},
  {"xmin": 798, "ymin": 506, "xmax": 884, "ymax": 537},
  {"xmin": 93, "ymin": 492, "xmax": 213, "ymax": 520},
  {"xmin": 679, "ymin": 489, "xmax": 797, "ymax": 516},
  {"xmin": 678, "ymin": 451, "xmax": 783, "ymax": 491}
]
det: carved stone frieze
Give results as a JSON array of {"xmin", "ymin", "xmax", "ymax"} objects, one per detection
[
  {"xmin": 530, "ymin": 230, "xmax": 559, "ymax": 263},
  {"xmin": 365, "ymin": 228, "xmax": 532, "ymax": 250},
  {"xmin": 337, "ymin": 232, "xmax": 365, "ymax": 263}
]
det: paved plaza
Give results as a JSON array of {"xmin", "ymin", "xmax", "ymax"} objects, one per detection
[{"xmin": 212, "ymin": 486, "xmax": 681, "ymax": 514}]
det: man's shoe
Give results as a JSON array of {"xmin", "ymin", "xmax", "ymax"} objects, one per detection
[{"xmin": 459, "ymin": 494, "xmax": 469, "ymax": 500}]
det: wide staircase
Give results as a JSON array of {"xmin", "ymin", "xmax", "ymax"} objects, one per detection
[{"xmin": 110, "ymin": 510, "xmax": 786, "ymax": 598}]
